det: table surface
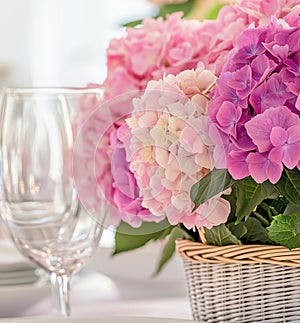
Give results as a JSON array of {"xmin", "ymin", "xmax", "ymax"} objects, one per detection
[{"xmin": 0, "ymin": 241, "xmax": 192, "ymax": 321}]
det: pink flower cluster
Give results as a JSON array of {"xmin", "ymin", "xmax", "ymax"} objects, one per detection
[
  {"xmin": 76, "ymin": 0, "xmax": 299, "ymax": 229},
  {"xmin": 72, "ymin": 86, "xmax": 109, "ymax": 213},
  {"xmin": 73, "ymin": 89, "xmax": 145, "ymax": 226},
  {"xmin": 209, "ymin": 9, "xmax": 300, "ymax": 184},
  {"xmin": 102, "ymin": 1, "xmax": 298, "ymax": 100},
  {"xmin": 125, "ymin": 66, "xmax": 231, "ymax": 229},
  {"xmin": 103, "ymin": 12, "xmax": 205, "ymax": 99},
  {"xmin": 109, "ymin": 121, "xmax": 164, "ymax": 227},
  {"xmin": 237, "ymin": 0, "xmax": 300, "ymax": 24}
]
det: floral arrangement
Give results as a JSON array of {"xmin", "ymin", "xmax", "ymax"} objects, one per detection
[{"xmin": 77, "ymin": 0, "xmax": 300, "ymax": 272}]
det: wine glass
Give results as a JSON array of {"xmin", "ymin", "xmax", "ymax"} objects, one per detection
[{"xmin": 0, "ymin": 87, "xmax": 107, "ymax": 317}]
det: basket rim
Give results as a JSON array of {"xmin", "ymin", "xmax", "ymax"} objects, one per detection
[{"xmin": 176, "ymin": 239, "xmax": 300, "ymax": 267}]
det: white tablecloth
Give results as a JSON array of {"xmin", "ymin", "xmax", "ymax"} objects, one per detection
[{"xmin": 0, "ymin": 242, "xmax": 192, "ymax": 321}]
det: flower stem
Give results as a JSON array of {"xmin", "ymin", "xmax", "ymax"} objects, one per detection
[{"xmin": 253, "ymin": 211, "xmax": 270, "ymax": 227}]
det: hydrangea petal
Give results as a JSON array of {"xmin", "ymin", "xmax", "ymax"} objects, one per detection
[
  {"xmin": 245, "ymin": 106, "xmax": 299, "ymax": 152},
  {"xmin": 227, "ymin": 150, "xmax": 250, "ymax": 179},
  {"xmin": 216, "ymin": 102, "xmax": 242, "ymax": 137},
  {"xmin": 247, "ymin": 152, "xmax": 283, "ymax": 184},
  {"xmin": 270, "ymin": 126, "xmax": 288, "ymax": 146}
]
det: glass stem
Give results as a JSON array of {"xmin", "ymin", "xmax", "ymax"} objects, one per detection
[{"xmin": 50, "ymin": 271, "xmax": 71, "ymax": 317}]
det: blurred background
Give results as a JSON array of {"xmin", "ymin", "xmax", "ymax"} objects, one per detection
[
  {"xmin": 0, "ymin": 0, "xmax": 156, "ymax": 87},
  {"xmin": 0, "ymin": 2, "xmax": 189, "ymax": 309},
  {"xmin": 0, "ymin": 0, "xmax": 159, "ymax": 248}
]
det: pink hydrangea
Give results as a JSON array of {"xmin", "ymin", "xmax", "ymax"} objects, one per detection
[
  {"xmin": 237, "ymin": 0, "xmax": 300, "ymax": 24},
  {"xmin": 109, "ymin": 121, "xmax": 164, "ymax": 227},
  {"xmin": 126, "ymin": 65, "xmax": 231, "ymax": 229},
  {"xmin": 103, "ymin": 2, "xmax": 298, "ymax": 100},
  {"xmin": 103, "ymin": 12, "xmax": 206, "ymax": 99},
  {"xmin": 208, "ymin": 9, "xmax": 300, "ymax": 184},
  {"xmin": 72, "ymin": 86, "xmax": 109, "ymax": 213},
  {"xmin": 73, "ymin": 89, "xmax": 145, "ymax": 226}
]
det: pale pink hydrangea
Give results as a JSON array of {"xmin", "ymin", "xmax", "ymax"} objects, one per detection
[
  {"xmin": 126, "ymin": 65, "xmax": 231, "ymax": 229},
  {"xmin": 208, "ymin": 9, "xmax": 300, "ymax": 184}
]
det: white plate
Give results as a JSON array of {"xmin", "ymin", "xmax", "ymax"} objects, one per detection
[
  {"xmin": 2, "ymin": 317, "xmax": 192, "ymax": 323},
  {"xmin": 0, "ymin": 241, "xmax": 50, "ymax": 317},
  {"xmin": 0, "ymin": 270, "xmax": 39, "ymax": 286},
  {"xmin": 0, "ymin": 277, "xmax": 50, "ymax": 318},
  {"xmin": 0, "ymin": 242, "xmax": 38, "ymax": 282},
  {"xmin": 0, "ymin": 242, "xmax": 33, "ymax": 269}
]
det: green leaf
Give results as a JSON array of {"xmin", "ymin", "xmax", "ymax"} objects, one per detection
[
  {"xmin": 123, "ymin": 19, "xmax": 143, "ymax": 28},
  {"xmin": 221, "ymin": 185, "xmax": 238, "ymax": 222},
  {"xmin": 204, "ymin": 224, "xmax": 241, "ymax": 246},
  {"xmin": 154, "ymin": 226, "xmax": 193, "ymax": 275},
  {"xmin": 227, "ymin": 217, "xmax": 274, "ymax": 245},
  {"xmin": 226, "ymin": 222, "xmax": 248, "ymax": 240},
  {"xmin": 206, "ymin": 3, "xmax": 224, "ymax": 20},
  {"xmin": 284, "ymin": 203, "xmax": 300, "ymax": 215},
  {"xmin": 191, "ymin": 168, "xmax": 235, "ymax": 211},
  {"xmin": 114, "ymin": 220, "xmax": 173, "ymax": 254},
  {"xmin": 242, "ymin": 217, "xmax": 273, "ymax": 244},
  {"xmin": 275, "ymin": 168, "xmax": 300, "ymax": 206},
  {"xmin": 122, "ymin": 0, "xmax": 195, "ymax": 27},
  {"xmin": 235, "ymin": 177, "xmax": 279, "ymax": 223},
  {"xmin": 158, "ymin": 0, "xmax": 195, "ymax": 18},
  {"xmin": 116, "ymin": 218, "xmax": 171, "ymax": 235},
  {"xmin": 268, "ymin": 213, "xmax": 300, "ymax": 249}
]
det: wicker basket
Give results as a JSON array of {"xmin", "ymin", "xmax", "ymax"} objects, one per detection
[{"xmin": 176, "ymin": 239, "xmax": 300, "ymax": 323}]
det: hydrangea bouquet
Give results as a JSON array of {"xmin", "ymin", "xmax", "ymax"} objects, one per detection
[{"xmin": 78, "ymin": 0, "xmax": 300, "ymax": 273}]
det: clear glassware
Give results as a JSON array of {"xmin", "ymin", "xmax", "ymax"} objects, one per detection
[{"xmin": 0, "ymin": 87, "xmax": 107, "ymax": 317}]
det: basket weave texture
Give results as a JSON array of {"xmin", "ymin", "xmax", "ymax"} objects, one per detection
[{"xmin": 176, "ymin": 240, "xmax": 300, "ymax": 323}]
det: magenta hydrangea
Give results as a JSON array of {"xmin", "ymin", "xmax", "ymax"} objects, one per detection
[{"xmin": 208, "ymin": 9, "xmax": 300, "ymax": 184}]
